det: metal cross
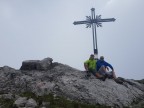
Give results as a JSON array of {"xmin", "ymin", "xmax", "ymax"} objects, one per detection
[{"xmin": 73, "ymin": 8, "xmax": 116, "ymax": 58}]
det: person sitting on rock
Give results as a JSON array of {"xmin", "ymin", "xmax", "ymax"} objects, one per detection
[
  {"xmin": 84, "ymin": 54, "xmax": 106, "ymax": 80},
  {"xmin": 96, "ymin": 56, "xmax": 117, "ymax": 80}
]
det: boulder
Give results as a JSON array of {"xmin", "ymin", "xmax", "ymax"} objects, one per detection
[
  {"xmin": 14, "ymin": 97, "xmax": 27, "ymax": 107},
  {"xmin": 20, "ymin": 57, "xmax": 53, "ymax": 70},
  {"xmin": 25, "ymin": 98, "xmax": 38, "ymax": 107}
]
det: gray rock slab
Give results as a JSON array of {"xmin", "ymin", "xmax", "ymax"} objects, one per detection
[
  {"xmin": 20, "ymin": 57, "xmax": 53, "ymax": 70},
  {"xmin": 0, "ymin": 57, "xmax": 143, "ymax": 108}
]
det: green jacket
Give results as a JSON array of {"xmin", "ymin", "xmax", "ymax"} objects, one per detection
[{"xmin": 84, "ymin": 59, "xmax": 96, "ymax": 70}]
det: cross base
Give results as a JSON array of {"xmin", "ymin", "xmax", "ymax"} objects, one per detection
[{"xmin": 94, "ymin": 49, "xmax": 98, "ymax": 59}]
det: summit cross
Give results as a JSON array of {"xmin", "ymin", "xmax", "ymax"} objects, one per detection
[{"xmin": 73, "ymin": 8, "xmax": 116, "ymax": 58}]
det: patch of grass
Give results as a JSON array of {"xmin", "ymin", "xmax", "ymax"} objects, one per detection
[
  {"xmin": 0, "ymin": 98, "xmax": 16, "ymax": 108},
  {"xmin": 19, "ymin": 91, "xmax": 37, "ymax": 100},
  {"xmin": 1, "ymin": 91, "xmax": 144, "ymax": 108},
  {"xmin": 19, "ymin": 91, "xmax": 111, "ymax": 108}
]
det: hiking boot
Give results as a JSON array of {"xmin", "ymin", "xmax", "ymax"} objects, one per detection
[
  {"xmin": 114, "ymin": 78, "xmax": 123, "ymax": 84},
  {"xmin": 104, "ymin": 74, "xmax": 108, "ymax": 79},
  {"xmin": 98, "ymin": 76, "xmax": 106, "ymax": 81},
  {"xmin": 100, "ymin": 74, "xmax": 108, "ymax": 81},
  {"xmin": 102, "ymin": 77, "xmax": 106, "ymax": 81},
  {"xmin": 85, "ymin": 74, "xmax": 91, "ymax": 79}
]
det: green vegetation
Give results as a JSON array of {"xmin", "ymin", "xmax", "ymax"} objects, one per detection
[
  {"xmin": 135, "ymin": 79, "xmax": 144, "ymax": 84},
  {"xmin": 1, "ymin": 91, "xmax": 144, "ymax": 108},
  {"xmin": 0, "ymin": 98, "xmax": 15, "ymax": 108},
  {"xmin": 19, "ymin": 91, "xmax": 111, "ymax": 108}
]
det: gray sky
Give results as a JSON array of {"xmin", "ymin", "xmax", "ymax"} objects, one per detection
[{"xmin": 0, "ymin": 0, "xmax": 144, "ymax": 80}]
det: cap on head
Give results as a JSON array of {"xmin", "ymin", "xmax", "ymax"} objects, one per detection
[
  {"xmin": 90, "ymin": 54, "xmax": 94, "ymax": 57},
  {"xmin": 89, "ymin": 54, "xmax": 94, "ymax": 60},
  {"xmin": 100, "ymin": 56, "xmax": 104, "ymax": 60}
]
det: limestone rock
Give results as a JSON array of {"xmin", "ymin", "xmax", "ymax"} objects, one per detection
[
  {"xmin": 1, "ymin": 93, "xmax": 14, "ymax": 100},
  {"xmin": 0, "ymin": 57, "xmax": 144, "ymax": 108},
  {"xmin": 20, "ymin": 57, "xmax": 53, "ymax": 70},
  {"xmin": 14, "ymin": 97, "xmax": 27, "ymax": 107},
  {"xmin": 0, "ymin": 66, "xmax": 16, "ymax": 72},
  {"xmin": 25, "ymin": 98, "xmax": 38, "ymax": 107}
]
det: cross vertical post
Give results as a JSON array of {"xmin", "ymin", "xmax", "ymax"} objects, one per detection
[
  {"xmin": 73, "ymin": 8, "xmax": 116, "ymax": 59},
  {"xmin": 91, "ymin": 8, "xmax": 98, "ymax": 58}
]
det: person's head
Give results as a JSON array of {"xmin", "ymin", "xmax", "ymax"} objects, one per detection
[
  {"xmin": 89, "ymin": 54, "xmax": 94, "ymax": 60},
  {"xmin": 100, "ymin": 56, "xmax": 104, "ymax": 61}
]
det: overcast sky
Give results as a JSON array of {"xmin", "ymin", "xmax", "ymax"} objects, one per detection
[{"xmin": 0, "ymin": 0, "xmax": 144, "ymax": 80}]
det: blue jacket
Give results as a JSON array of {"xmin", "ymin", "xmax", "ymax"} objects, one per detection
[{"xmin": 96, "ymin": 60, "xmax": 113, "ymax": 71}]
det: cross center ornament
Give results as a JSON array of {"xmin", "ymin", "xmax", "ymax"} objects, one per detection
[{"xmin": 73, "ymin": 8, "xmax": 116, "ymax": 59}]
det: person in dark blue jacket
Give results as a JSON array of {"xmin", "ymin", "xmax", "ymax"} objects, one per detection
[{"xmin": 96, "ymin": 56, "xmax": 117, "ymax": 79}]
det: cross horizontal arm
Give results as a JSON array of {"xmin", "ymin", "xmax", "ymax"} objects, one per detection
[
  {"xmin": 73, "ymin": 21, "xmax": 90, "ymax": 25},
  {"xmin": 73, "ymin": 18, "xmax": 115, "ymax": 25},
  {"xmin": 95, "ymin": 18, "xmax": 116, "ymax": 23}
]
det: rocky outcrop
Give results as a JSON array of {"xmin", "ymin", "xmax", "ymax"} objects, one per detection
[
  {"xmin": 0, "ymin": 57, "xmax": 144, "ymax": 108},
  {"xmin": 20, "ymin": 57, "xmax": 53, "ymax": 70}
]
